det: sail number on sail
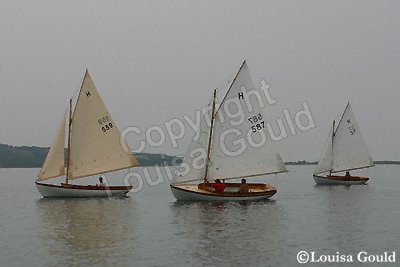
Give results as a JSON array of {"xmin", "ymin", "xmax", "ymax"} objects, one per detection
[
  {"xmin": 98, "ymin": 115, "xmax": 113, "ymax": 133},
  {"xmin": 248, "ymin": 113, "xmax": 265, "ymax": 132},
  {"xmin": 348, "ymin": 126, "xmax": 356, "ymax": 135},
  {"xmin": 346, "ymin": 120, "xmax": 356, "ymax": 135}
]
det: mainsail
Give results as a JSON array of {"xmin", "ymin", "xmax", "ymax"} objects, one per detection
[
  {"xmin": 37, "ymin": 111, "xmax": 67, "ymax": 180},
  {"xmin": 209, "ymin": 61, "xmax": 287, "ymax": 180},
  {"xmin": 314, "ymin": 103, "xmax": 373, "ymax": 175},
  {"xmin": 331, "ymin": 103, "xmax": 374, "ymax": 172},
  {"xmin": 68, "ymin": 70, "xmax": 138, "ymax": 179},
  {"xmin": 173, "ymin": 61, "xmax": 287, "ymax": 184}
]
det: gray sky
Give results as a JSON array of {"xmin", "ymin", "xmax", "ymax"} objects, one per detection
[{"xmin": 0, "ymin": 0, "xmax": 399, "ymax": 161}]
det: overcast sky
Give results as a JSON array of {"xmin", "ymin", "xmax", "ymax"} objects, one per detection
[{"xmin": 0, "ymin": 0, "xmax": 399, "ymax": 161}]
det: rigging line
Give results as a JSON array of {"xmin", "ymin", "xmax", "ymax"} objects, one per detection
[{"xmin": 215, "ymin": 60, "xmax": 246, "ymax": 114}]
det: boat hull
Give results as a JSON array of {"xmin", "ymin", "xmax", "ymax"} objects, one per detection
[
  {"xmin": 170, "ymin": 183, "xmax": 277, "ymax": 201},
  {"xmin": 35, "ymin": 182, "xmax": 132, "ymax": 198},
  {"xmin": 313, "ymin": 175, "xmax": 369, "ymax": 185}
]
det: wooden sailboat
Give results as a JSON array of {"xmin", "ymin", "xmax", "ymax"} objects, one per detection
[
  {"xmin": 313, "ymin": 103, "xmax": 374, "ymax": 185},
  {"xmin": 35, "ymin": 70, "xmax": 138, "ymax": 197},
  {"xmin": 170, "ymin": 61, "xmax": 287, "ymax": 201}
]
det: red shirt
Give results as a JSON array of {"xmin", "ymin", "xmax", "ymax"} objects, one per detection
[{"xmin": 210, "ymin": 183, "xmax": 225, "ymax": 193}]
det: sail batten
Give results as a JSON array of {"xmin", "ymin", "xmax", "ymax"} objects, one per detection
[
  {"xmin": 37, "ymin": 111, "xmax": 67, "ymax": 181},
  {"xmin": 68, "ymin": 70, "xmax": 138, "ymax": 179}
]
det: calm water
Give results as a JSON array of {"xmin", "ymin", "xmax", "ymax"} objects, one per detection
[{"xmin": 0, "ymin": 165, "xmax": 399, "ymax": 267}]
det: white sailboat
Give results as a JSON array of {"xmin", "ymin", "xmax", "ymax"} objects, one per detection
[
  {"xmin": 170, "ymin": 61, "xmax": 287, "ymax": 201},
  {"xmin": 313, "ymin": 103, "xmax": 374, "ymax": 185},
  {"xmin": 35, "ymin": 70, "xmax": 138, "ymax": 197}
]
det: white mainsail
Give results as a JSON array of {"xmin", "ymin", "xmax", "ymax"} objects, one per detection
[
  {"xmin": 172, "ymin": 62, "xmax": 287, "ymax": 184},
  {"xmin": 331, "ymin": 103, "xmax": 373, "ymax": 172},
  {"xmin": 37, "ymin": 111, "xmax": 67, "ymax": 180},
  {"xmin": 209, "ymin": 61, "xmax": 287, "ymax": 180},
  {"xmin": 314, "ymin": 103, "xmax": 373, "ymax": 175},
  {"xmin": 69, "ymin": 70, "xmax": 138, "ymax": 179}
]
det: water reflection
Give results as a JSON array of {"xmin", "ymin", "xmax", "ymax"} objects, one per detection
[
  {"xmin": 314, "ymin": 185, "xmax": 371, "ymax": 252},
  {"xmin": 35, "ymin": 198, "xmax": 136, "ymax": 267},
  {"xmin": 170, "ymin": 200, "xmax": 285, "ymax": 266}
]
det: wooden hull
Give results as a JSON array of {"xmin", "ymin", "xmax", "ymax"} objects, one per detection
[
  {"xmin": 313, "ymin": 175, "xmax": 369, "ymax": 185},
  {"xmin": 170, "ymin": 183, "xmax": 277, "ymax": 201},
  {"xmin": 35, "ymin": 182, "xmax": 132, "ymax": 198}
]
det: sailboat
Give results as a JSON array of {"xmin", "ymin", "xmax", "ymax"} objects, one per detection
[
  {"xmin": 35, "ymin": 70, "xmax": 138, "ymax": 197},
  {"xmin": 170, "ymin": 61, "xmax": 287, "ymax": 201},
  {"xmin": 313, "ymin": 103, "xmax": 374, "ymax": 185}
]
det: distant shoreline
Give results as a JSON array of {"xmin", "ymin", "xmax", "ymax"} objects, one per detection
[
  {"xmin": 0, "ymin": 144, "xmax": 182, "ymax": 168},
  {"xmin": 0, "ymin": 144, "xmax": 399, "ymax": 168},
  {"xmin": 1, "ymin": 161, "xmax": 398, "ymax": 169}
]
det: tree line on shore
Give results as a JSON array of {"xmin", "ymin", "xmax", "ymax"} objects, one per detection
[
  {"xmin": 0, "ymin": 144, "xmax": 182, "ymax": 168},
  {"xmin": 0, "ymin": 144, "xmax": 398, "ymax": 168}
]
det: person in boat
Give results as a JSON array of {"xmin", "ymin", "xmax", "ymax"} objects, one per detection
[
  {"xmin": 96, "ymin": 176, "xmax": 106, "ymax": 186},
  {"xmin": 238, "ymin": 178, "xmax": 249, "ymax": 193},
  {"xmin": 209, "ymin": 179, "xmax": 225, "ymax": 193},
  {"xmin": 345, "ymin": 171, "xmax": 351, "ymax": 179}
]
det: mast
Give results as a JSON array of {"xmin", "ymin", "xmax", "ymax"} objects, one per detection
[
  {"xmin": 329, "ymin": 120, "xmax": 335, "ymax": 176},
  {"xmin": 204, "ymin": 89, "xmax": 217, "ymax": 182},
  {"xmin": 202, "ymin": 60, "xmax": 244, "ymax": 181},
  {"xmin": 65, "ymin": 98, "xmax": 73, "ymax": 184},
  {"xmin": 215, "ymin": 60, "xmax": 246, "ymax": 114}
]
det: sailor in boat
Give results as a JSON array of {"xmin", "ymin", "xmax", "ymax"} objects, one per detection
[
  {"xmin": 238, "ymin": 179, "xmax": 249, "ymax": 193},
  {"xmin": 208, "ymin": 179, "xmax": 225, "ymax": 193},
  {"xmin": 96, "ymin": 176, "xmax": 106, "ymax": 187},
  {"xmin": 345, "ymin": 171, "xmax": 351, "ymax": 179}
]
